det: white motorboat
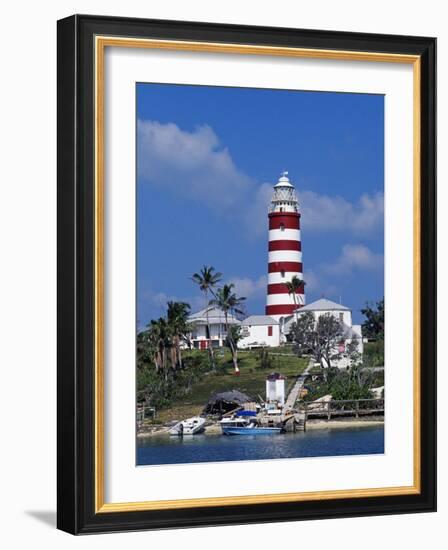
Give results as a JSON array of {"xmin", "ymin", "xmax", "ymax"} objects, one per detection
[
  {"xmin": 169, "ymin": 416, "xmax": 206, "ymax": 436},
  {"xmin": 219, "ymin": 412, "xmax": 283, "ymax": 435}
]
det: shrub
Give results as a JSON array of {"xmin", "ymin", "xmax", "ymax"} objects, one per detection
[
  {"xmin": 363, "ymin": 340, "xmax": 384, "ymax": 368},
  {"xmin": 256, "ymin": 348, "xmax": 273, "ymax": 370},
  {"xmin": 137, "ymin": 350, "xmax": 212, "ymax": 409}
]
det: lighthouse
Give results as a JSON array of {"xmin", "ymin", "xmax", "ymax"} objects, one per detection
[{"xmin": 265, "ymin": 172, "xmax": 305, "ymax": 321}]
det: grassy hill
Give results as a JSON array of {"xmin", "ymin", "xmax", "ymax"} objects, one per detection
[{"xmin": 153, "ymin": 349, "xmax": 308, "ymax": 423}]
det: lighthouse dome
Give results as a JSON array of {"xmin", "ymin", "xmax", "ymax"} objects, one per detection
[
  {"xmin": 274, "ymin": 172, "xmax": 294, "ymax": 188},
  {"xmin": 270, "ymin": 171, "xmax": 298, "ymax": 213}
]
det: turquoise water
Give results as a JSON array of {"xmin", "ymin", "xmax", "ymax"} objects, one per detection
[{"xmin": 137, "ymin": 425, "xmax": 384, "ymax": 466}]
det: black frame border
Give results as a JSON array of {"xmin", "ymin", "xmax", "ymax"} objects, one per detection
[{"xmin": 57, "ymin": 14, "xmax": 436, "ymax": 534}]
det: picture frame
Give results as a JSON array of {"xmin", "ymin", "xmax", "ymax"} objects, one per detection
[{"xmin": 57, "ymin": 14, "xmax": 436, "ymax": 534}]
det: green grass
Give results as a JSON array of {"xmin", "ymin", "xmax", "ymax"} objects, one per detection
[
  {"xmin": 243, "ymin": 345, "xmax": 296, "ymax": 355},
  {"xmin": 154, "ymin": 349, "xmax": 307, "ymax": 423}
]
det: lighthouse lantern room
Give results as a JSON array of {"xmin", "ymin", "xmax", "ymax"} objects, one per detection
[{"xmin": 266, "ymin": 172, "xmax": 305, "ymax": 321}]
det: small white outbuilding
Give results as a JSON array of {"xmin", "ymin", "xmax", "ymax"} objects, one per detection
[
  {"xmin": 238, "ymin": 315, "xmax": 280, "ymax": 349},
  {"xmin": 265, "ymin": 372, "xmax": 286, "ymax": 406}
]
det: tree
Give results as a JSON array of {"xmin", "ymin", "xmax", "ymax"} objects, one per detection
[
  {"xmin": 209, "ymin": 283, "xmax": 246, "ymax": 373},
  {"xmin": 361, "ymin": 298, "xmax": 384, "ymax": 340},
  {"xmin": 145, "ymin": 320, "xmax": 162, "ymax": 373},
  {"xmin": 136, "ymin": 329, "xmax": 153, "ymax": 367},
  {"xmin": 226, "ymin": 325, "xmax": 243, "ymax": 369},
  {"xmin": 147, "ymin": 317, "xmax": 172, "ymax": 380},
  {"xmin": 191, "ymin": 266, "xmax": 222, "ymax": 369},
  {"xmin": 314, "ymin": 313, "xmax": 345, "ymax": 371},
  {"xmin": 257, "ymin": 347, "xmax": 273, "ymax": 370},
  {"xmin": 289, "ymin": 311, "xmax": 315, "ymax": 354},
  {"xmin": 136, "ymin": 307, "xmax": 211, "ymax": 410},
  {"xmin": 344, "ymin": 339, "xmax": 362, "ymax": 368},
  {"xmin": 166, "ymin": 301, "xmax": 191, "ymax": 369},
  {"xmin": 290, "ymin": 312, "xmax": 344, "ymax": 379},
  {"xmin": 285, "ymin": 275, "xmax": 305, "ymax": 321}
]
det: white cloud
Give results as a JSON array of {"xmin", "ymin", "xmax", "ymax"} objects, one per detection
[
  {"xmin": 137, "ymin": 119, "xmax": 255, "ymax": 212},
  {"xmin": 324, "ymin": 244, "xmax": 383, "ymax": 275},
  {"xmin": 300, "ymin": 190, "xmax": 384, "ymax": 234},
  {"xmin": 138, "ymin": 119, "xmax": 383, "ymax": 238},
  {"xmin": 303, "ymin": 269, "xmax": 339, "ymax": 299},
  {"xmin": 302, "ymin": 270, "xmax": 320, "ymax": 293},
  {"xmin": 226, "ymin": 275, "xmax": 267, "ymax": 299},
  {"xmin": 244, "ymin": 183, "xmax": 274, "ymax": 239},
  {"xmin": 138, "ymin": 287, "xmax": 205, "ymax": 325}
]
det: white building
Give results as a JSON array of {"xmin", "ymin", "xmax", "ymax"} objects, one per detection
[
  {"xmin": 284, "ymin": 298, "xmax": 363, "ymax": 369},
  {"xmin": 265, "ymin": 373, "xmax": 286, "ymax": 405},
  {"xmin": 188, "ymin": 306, "xmax": 240, "ymax": 349},
  {"xmin": 187, "ymin": 298, "xmax": 362, "ymax": 367},
  {"xmin": 238, "ymin": 315, "xmax": 281, "ymax": 349}
]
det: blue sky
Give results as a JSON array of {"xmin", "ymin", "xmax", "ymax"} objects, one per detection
[{"xmin": 136, "ymin": 83, "xmax": 384, "ymax": 327}]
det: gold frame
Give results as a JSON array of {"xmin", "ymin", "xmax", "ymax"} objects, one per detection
[{"xmin": 94, "ymin": 36, "xmax": 421, "ymax": 514}]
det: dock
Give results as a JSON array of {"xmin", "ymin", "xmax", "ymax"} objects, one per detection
[
  {"xmin": 297, "ymin": 398, "xmax": 384, "ymax": 421},
  {"xmin": 278, "ymin": 361, "xmax": 384, "ymax": 431}
]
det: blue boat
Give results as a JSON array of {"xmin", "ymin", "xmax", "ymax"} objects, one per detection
[
  {"xmin": 219, "ymin": 416, "xmax": 283, "ymax": 435},
  {"xmin": 221, "ymin": 425, "xmax": 283, "ymax": 435}
]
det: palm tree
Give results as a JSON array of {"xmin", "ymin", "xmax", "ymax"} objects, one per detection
[
  {"xmin": 285, "ymin": 275, "xmax": 306, "ymax": 322},
  {"xmin": 136, "ymin": 329, "xmax": 152, "ymax": 368},
  {"xmin": 147, "ymin": 317, "xmax": 172, "ymax": 380},
  {"xmin": 191, "ymin": 266, "xmax": 222, "ymax": 369},
  {"xmin": 210, "ymin": 283, "xmax": 246, "ymax": 374},
  {"xmin": 166, "ymin": 301, "xmax": 191, "ymax": 369},
  {"xmin": 146, "ymin": 320, "xmax": 162, "ymax": 372}
]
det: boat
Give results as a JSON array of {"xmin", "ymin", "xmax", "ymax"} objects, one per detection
[
  {"xmin": 221, "ymin": 424, "xmax": 283, "ymax": 435},
  {"xmin": 219, "ymin": 416, "xmax": 283, "ymax": 435},
  {"xmin": 169, "ymin": 416, "xmax": 206, "ymax": 436}
]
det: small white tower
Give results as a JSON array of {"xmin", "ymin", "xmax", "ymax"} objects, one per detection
[
  {"xmin": 266, "ymin": 373, "xmax": 286, "ymax": 405},
  {"xmin": 265, "ymin": 172, "xmax": 305, "ymax": 321}
]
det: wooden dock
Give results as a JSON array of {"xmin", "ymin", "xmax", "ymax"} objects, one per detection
[
  {"xmin": 257, "ymin": 410, "xmax": 307, "ymax": 432},
  {"xmin": 297, "ymin": 398, "xmax": 384, "ymax": 421},
  {"xmin": 280, "ymin": 363, "xmax": 384, "ymax": 430}
]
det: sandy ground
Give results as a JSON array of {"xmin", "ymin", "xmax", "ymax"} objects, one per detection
[
  {"xmin": 137, "ymin": 426, "xmax": 170, "ymax": 438},
  {"xmin": 305, "ymin": 419, "xmax": 384, "ymax": 430}
]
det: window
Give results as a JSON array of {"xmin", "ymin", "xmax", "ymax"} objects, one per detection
[
  {"xmin": 339, "ymin": 312, "xmax": 344, "ymax": 322},
  {"xmin": 281, "ymin": 270, "xmax": 285, "ymax": 278},
  {"xmin": 279, "ymin": 223, "xmax": 285, "ymax": 231},
  {"xmin": 268, "ymin": 326, "xmax": 273, "ymax": 336}
]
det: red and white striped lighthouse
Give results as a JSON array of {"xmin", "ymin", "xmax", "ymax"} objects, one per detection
[{"xmin": 265, "ymin": 171, "xmax": 305, "ymax": 321}]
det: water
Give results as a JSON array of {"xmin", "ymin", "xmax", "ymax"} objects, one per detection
[{"xmin": 137, "ymin": 425, "xmax": 384, "ymax": 466}]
